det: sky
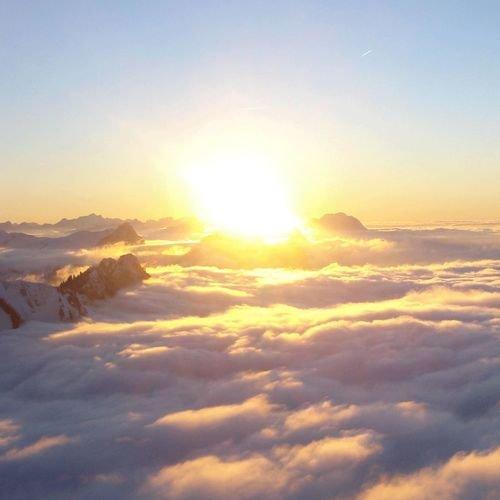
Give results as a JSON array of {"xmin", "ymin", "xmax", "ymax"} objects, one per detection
[{"xmin": 1, "ymin": 0, "xmax": 499, "ymax": 223}]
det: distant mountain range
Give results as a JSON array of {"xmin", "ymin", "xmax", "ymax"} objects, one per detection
[
  {"xmin": 0, "ymin": 213, "xmax": 201, "ymax": 236},
  {"xmin": 0, "ymin": 254, "xmax": 149, "ymax": 330},
  {"xmin": 0, "ymin": 222, "xmax": 144, "ymax": 250},
  {"xmin": 1, "ymin": 212, "xmax": 365, "ymax": 237}
]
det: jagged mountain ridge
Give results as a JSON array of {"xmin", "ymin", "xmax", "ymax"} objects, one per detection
[
  {"xmin": 0, "ymin": 254, "xmax": 149, "ymax": 330},
  {"xmin": 59, "ymin": 254, "xmax": 150, "ymax": 300}
]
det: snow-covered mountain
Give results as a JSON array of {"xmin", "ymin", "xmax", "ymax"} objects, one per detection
[
  {"xmin": 0, "ymin": 254, "xmax": 149, "ymax": 330},
  {"xmin": 0, "ymin": 281, "xmax": 84, "ymax": 330}
]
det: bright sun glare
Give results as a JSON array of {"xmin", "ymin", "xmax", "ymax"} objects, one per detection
[{"xmin": 187, "ymin": 154, "xmax": 299, "ymax": 241}]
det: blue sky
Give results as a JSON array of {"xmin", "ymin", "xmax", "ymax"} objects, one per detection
[{"xmin": 1, "ymin": 1, "xmax": 499, "ymax": 222}]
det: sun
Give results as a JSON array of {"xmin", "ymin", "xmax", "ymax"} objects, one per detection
[{"xmin": 186, "ymin": 154, "xmax": 300, "ymax": 241}]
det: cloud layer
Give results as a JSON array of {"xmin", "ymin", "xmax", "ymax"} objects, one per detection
[{"xmin": 0, "ymin": 227, "xmax": 499, "ymax": 499}]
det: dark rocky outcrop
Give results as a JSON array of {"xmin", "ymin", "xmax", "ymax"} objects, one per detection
[
  {"xmin": 0, "ymin": 298, "xmax": 23, "ymax": 329},
  {"xmin": 312, "ymin": 213, "xmax": 367, "ymax": 233},
  {"xmin": 59, "ymin": 254, "xmax": 149, "ymax": 300},
  {"xmin": 98, "ymin": 223, "xmax": 143, "ymax": 246}
]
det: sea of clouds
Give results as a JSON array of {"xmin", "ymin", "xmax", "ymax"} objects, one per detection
[{"xmin": 0, "ymin": 225, "xmax": 499, "ymax": 499}]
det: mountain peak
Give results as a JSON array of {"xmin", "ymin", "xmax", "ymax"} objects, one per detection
[
  {"xmin": 59, "ymin": 254, "xmax": 149, "ymax": 300},
  {"xmin": 313, "ymin": 213, "xmax": 367, "ymax": 233},
  {"xmin": 98, "ymin": 223, "xmax": 143, "ymax": 246}
]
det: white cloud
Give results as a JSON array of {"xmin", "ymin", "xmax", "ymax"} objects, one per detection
[
  {"xmin": 146, "ymin": 454, "xmax": 289, "ymax": 500},
  {"xmin": 0, "ymin": 435, "xmax": 75, "ymax": 462},
  {"xmin": 0, "ymin": 227, "xmax": 499, "ymax": 498},
  {"xmin": 360, "ymin": 446, "xmax": 500, "ymax": 500}
]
